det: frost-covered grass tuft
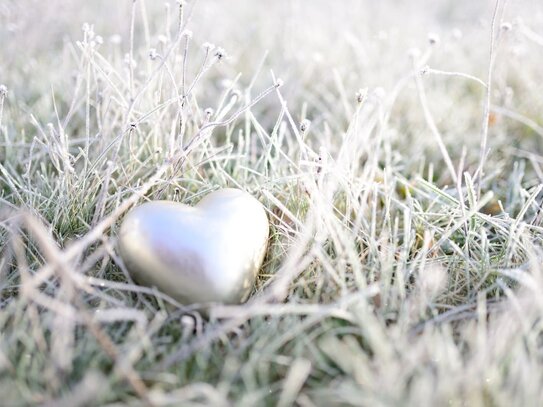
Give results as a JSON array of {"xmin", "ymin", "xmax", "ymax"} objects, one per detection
[{"xmin": 1, "ymin": 0, "xmax": 543, "ymax": 405}]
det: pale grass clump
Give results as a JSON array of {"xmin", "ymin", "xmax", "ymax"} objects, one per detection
[{"xmin": 1, "ymin": 0, "xmax": 543, "ymax": 405}]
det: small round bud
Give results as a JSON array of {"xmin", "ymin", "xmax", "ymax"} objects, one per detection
[
  {"xmin": 355, "ymin": 88, "xmax": 367, "ymax": 104},
  {"xmin": 275, "ymin": 78, "xmax": 284, "ymax": 88},
  {"xmin": 214, "ymin": 47, "xmax": 227, "ymax": 60},
  {"xmin": 0, "ymin": 84, "xmax": 8, "ymax": 96},
  {"xmin": 299, "ymin": 119, "xmax": 311, "ymax": 133},
  {"xmin": 204, "ymin": 108, "xmax": 214, "ymax": 118},
  {"xmin": 202, "ymin": 42, "xmax": 215, "ymax": 51},
  {"xmin": 428, "ymin": 32, "xmax": 440, "ymax": 46},
  {"xmin": 500, "ymin": 22, "xmax": 512, "ymax": 31},
  {"xmin": 82, "ymin": 23, "xmax": 95, "ymax": 39},
  {"xmin": 181, "ymin": 315, "xmax": 195, "ymax": 330}
]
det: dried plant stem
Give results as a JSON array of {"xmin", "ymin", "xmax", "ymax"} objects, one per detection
[
  {"xmin": 414, "ymin": 70, "xmax": 458, "ymax": 185},
  {"xmin": 475, "ymin": 0, "xmax": 502, "ymax": 197}
]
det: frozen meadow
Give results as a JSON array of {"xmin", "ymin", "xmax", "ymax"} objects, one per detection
[{"xmin": 1, "ymin": 0, "xmax": 543, "ymax": 405}]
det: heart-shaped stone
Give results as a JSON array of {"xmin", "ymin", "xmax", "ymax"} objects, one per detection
[{"xmin": 118, "ymin": 188, "xmax": 269, "ymax": 305}]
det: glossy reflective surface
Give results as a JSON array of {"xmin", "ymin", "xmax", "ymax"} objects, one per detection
[{"xmin": 118, "ymin": 189, "xmax": 269, "ymax": 304}]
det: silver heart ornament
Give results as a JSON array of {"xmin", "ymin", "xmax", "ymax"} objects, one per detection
[{"xmin": 118, "ymin": 188, "xmax": 269, "ymax": 304}]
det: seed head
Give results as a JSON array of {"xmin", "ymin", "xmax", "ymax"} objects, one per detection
[
  {"xmin": 204, "ymin": 108, "xmax": 214, "ymax": 118},
  {"xmin": 202, "ymin": 42, "xmax": 215, "ymax": 51},
  {"xmin": 500, "ymin": 22, "xmax": 512, "ymax": 31},
  {"xmin": 214, "ymin": 47, "xmax": 227, "ymax": 61},
  {"xmin": 181, "ymin": 315, "xmax": 195, "ymax": 331},
  {"xmin": 82, "ymin": 22, "xmax": 95, "ymax": 40},
  {"xmin": 300, "ymin": 119, "xmax": 311, "ymax": 133},
  {"xmin": 356, "ymin": 88, "xmax": 367, "ymax": 104},
  {"xmin": 428, "ymin": 32, "xmax": 440, "ymax": 46}
]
